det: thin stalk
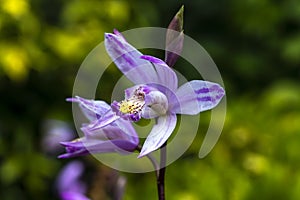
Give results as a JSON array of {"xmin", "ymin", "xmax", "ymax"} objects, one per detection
[
  {"xmin": 136, "ymin": 145, "xmax": 159, "ymax": 178},
  {"xmin": 157, "ymin": 142, "xmax": 167, "ymax": 200},
  {"xmin": 136, "ymin": 142, "xmax": 167, "ymax": 200}
]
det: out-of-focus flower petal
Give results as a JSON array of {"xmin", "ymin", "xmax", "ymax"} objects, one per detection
[
  {"xmin": 56, "ymin": 161, "xmax": 90, "ymax": 200},
  {"xmin": 104, "ymin": 31, "xmax": 158, "ymax": 84},
  {"xmin": 138, "ymin": 113, "xmax": 177, "ymax": 158},
  {"xmin": 42, "ymin": 120, "xmax": 75, "ymax": 153},
  {"xmin": 115, "ymin": 176, "xmax": 127, "ymax": 200},
  {"xmin": 171, "ymin": 80, "xmax": 225, "ymax": 115},
  {"xmin": 60, "ymin": 191, "xmax": 90, "ymax": 200},
  {"xmin": 57, "ymin": 161, "xmax": 84, "ymax": 191}
]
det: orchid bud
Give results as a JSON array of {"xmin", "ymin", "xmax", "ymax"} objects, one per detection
[{"xmin": 165, "ymin": 5, "xmax": 184, "ymax": 67}]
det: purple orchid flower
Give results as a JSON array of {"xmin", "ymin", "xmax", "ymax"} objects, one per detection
[
  {"xmin": 58, "ymin": 96, "xmax": 139, "ymax": 158},
  {"xmin": 56, "ymin": 161, "xmax": 90, "ymax": 200},
  {"xmin": 82, "ymin": 29, "xmax": 225, "ymax": 158}
]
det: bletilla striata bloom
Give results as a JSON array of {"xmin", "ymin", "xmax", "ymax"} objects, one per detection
[{"xmin": 75, "ymin": 29, "xmax": 225, "ymax": 158}]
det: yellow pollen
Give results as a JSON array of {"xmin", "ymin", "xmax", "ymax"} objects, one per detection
[
  {"xmin": 119, "ymin": 96, "xmax": 145, "ymax": 114},
  {"xmin": 119, "ymin": 98, "xmax": 144, "ymax": 114},
  {"xmin": 119, "ymin": 86, "xmax": 146, "ymax": 114},
  {"xmin": 119, "ymin": 100, "xmax": 134, "ymax": 114}
]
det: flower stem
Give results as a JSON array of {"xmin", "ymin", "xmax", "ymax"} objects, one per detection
[
  {"xmin": 147, "ymin": 153, "xmax": 159, "ymax": 178},
  {"xmin": 157, "ymin": 142, "xmax": 167, "ymax": 200},
  {"xmin": 136, "ymin": 142, "xmax": 167, "ymax": 200},
  {"xmin": 136, "ymin": 145, "xmax": 159, "ymax": 178}
]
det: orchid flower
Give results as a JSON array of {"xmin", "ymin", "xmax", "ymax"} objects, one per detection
[
  {"xmin": 58, "ymin": 96, "xmax": 139, "ymax": 158},
  {"xmin": 56, "ymin": 161, "xmax": 90, "ymax": 200},
  {"xmin": 81, "ymin": 29, "xmax": 225, "ymax": 158}
]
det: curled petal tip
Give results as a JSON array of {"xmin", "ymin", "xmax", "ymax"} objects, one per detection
[
  {"xmin": 113, "ymin": 29, "xmax": 122, "ymax": 36},
  {"xmin": 104, "ymin": 32, "xmax": 112, "ymax": 39},
  {"xmin": 113, "ymin": 29, "xmax": 119, "ymax": 34},
  {"xmin": 105, "ymin": 30, "xmax": 125, "ymax": 41}
]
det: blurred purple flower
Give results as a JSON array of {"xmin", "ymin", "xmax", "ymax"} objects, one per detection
[
  {"xmin": 42, "ymin": 120, "xmax": 75, "ymax": 154},
  {"xmin": 56, "ymin": 161, "xmax": 90, "ymax": 200},
  {"xmin": 59, "ymin": 97, "xmax": 139, "ymax": 159},
  {"xmin": 83, "ymin": 30, "xmax": 226, "ymax": 158}
]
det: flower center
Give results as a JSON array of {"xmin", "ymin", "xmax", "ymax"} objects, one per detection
[
  {"xmin": 111, "ymin": 85, "xmax": 169, "ymax": 121},
  {"xmin": 119, "ymin": 97, "xmax": 145, "ymax": 115},
  {"xmin": 113, "ymin": 86, "xmax": 146, "ymax": 121}
]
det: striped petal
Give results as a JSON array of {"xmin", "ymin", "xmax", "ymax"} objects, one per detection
[
  {"xmin": 171, "ymin": 80, "xmax": 225, "ymax": 115},
  {"xmin": 66, "ymin": 96, "xmax": 111, "ymax": 121},
  {"xmin": 105, "ymin": 31, "xmax": 158, "ymax": 84}
]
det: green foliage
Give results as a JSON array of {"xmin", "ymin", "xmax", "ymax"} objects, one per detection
[{"xmin": 0, "ymin": 0, "xmax": 299, "ymax": 200}]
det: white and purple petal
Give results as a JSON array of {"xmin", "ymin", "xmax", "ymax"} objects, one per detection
[
  {"xmin": 171, "ymin": 80, "xmax": 225, "ymax": 115},
  {"xmin": 104, "ymin": 31, "xmax": 158, "ymax": 84},
  {"xmin": 138, "ymin": 113, "xmax": 177, "ymax": 158},
  {"xmin": 140, "ymin": 55, "xmax": 178, "ymax": 91},
  {"xmin": 67, "ymin": 96, "xmax": 111, "ymax": 121},
  {"xmin": 59, "ymin": 118, "xmax": 139, "ymax": 158},
  {"xmin": 59, "ymin": 137, "xmax": 138, "ymax": 158},
  {"xmin": 114, "ymin": 118, "xmax": 139, "ymax": 145},
  {"xmin": 84, "ymin": 118, "xmax": 139, "ymax": 146},
  {"xmin": 83, "ymin": 110, "xmax": 120, "ymax": 132}
]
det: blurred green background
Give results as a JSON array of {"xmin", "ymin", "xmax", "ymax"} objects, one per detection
[{"xmin": 1, "ymin": 0, "xmax": 300, "ymax": 199}]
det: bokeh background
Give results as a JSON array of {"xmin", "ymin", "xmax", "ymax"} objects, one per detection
[{"xmin": 1, "ymin": 0, "xmax": 300, "ymax": 199}]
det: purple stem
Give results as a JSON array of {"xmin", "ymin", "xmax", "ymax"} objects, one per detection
[
  {"xmin": 136, "ymin": 145, "xmax": 159, "ymax": 178},
  {"xmin": 136, "ymin": 142, "xmax": 167, "ymax": 200},
  {"xmin": 157, "ymin": 142, "xmax": 167, "ymax": 200}
]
